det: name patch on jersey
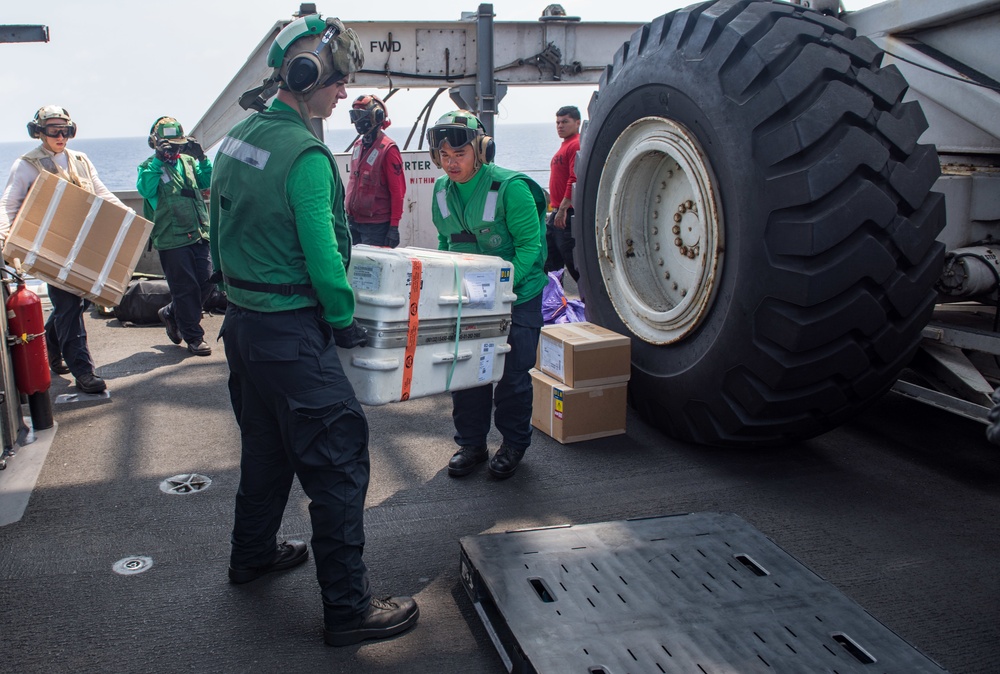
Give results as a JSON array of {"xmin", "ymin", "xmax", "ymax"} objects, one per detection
[{"xmin": 219, "ymin": 136, "xmax": 271, "ymax": 170}]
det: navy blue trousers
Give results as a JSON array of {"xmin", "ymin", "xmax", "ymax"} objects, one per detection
[
  {"xmin": 348, "ymin": 217, "xmax": 397, "ymax": 247},
  {"xmin": 45, "ymin": 284, "xmax": 94, "ymax": 378},
  {"xmin": 158, "ymin": 240, "xmax": 215, "ymax": 344},
  {"xmin": 544, "ymin": 210, "xmax": 579, "ymax": 282},
  {"xmin": 451, "ymin": 293, "xmax": 543, "ymax": 451},
  {"xmin": 221, "ymin": 304, "xmax": 371, "ymax": 622}
]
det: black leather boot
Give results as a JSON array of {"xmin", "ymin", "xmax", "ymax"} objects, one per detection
[
  {"xmin": 488, "ymin": 443, "xmax": 526, "ymax": 479},
  {"xmin": 324, "ymin": 596, "xmax": 419, "ymax": 646},
  {"xmin": 447, "ymin": 444, "xmax": 488, "ymax": 477},
  {"xmin": 228, "ymin": 540, "xmax": 309, "ymax": 584},
  {"xmin": 76, "ymin": 372, "xmax": 107, "ymax": 394}
]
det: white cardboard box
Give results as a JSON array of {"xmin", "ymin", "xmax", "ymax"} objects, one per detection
[
  {"xmin": 340, "ymin": 245, "xmax": 517, "ymax": 405},
  {"xmin": 2, "ymin": 171, "xmax": 152, "ymax": 307}
]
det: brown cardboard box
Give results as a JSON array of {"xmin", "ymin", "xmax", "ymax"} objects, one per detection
[
  {"xmin": 536, "ymin": 321, "xmax": 631, "ymax": 388},
  {"xmin": 2, "ymin": 172, "xmax": 153, "ymax": 307},
  {"xmin": 531, "ymin": 369, "xmax": 627, "ymax": 443}
]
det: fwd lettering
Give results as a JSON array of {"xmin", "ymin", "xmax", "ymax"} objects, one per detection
[{"xmin": 370, "ymin": 40, "xmax": 402, "ymax": 53}]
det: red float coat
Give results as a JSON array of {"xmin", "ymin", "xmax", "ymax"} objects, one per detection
[{"xmin": 345, "ymin": 131, "xmax": 405, "ymax": 226}]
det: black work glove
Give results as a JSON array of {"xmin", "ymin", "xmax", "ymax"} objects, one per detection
[
  {"xmin": 332, "ymin": 320, "xmax": 368, "ymax": 349},
  {"xmin": 155, "ymin": 138, "xmax": 177, "ymax": 162},
  {"xmin": 385, "ymin": 227, "xmax": 400, "ymax": 249},
  {"xmin": 183, "ymin": 137, "xmax": 206, "ymax": 161}
]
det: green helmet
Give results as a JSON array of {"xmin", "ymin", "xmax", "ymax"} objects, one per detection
[
  {"xmin": 427, "ymin": 110, "xmax": 485, "ymax": 148},
  {"xmin": 148, "ymin": 116, "xmax": 186, "ymax": 149},
  {"xmin": 268, "ymin": 14, "xmax": 364, "ymax": 94},
  {"xmin": 427, "ymin": 110, "xmax": 494, "ymax": 167}
]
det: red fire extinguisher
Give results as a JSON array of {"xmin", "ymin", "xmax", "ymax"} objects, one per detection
[
  {"xmin": 6, "ymin": 279, "xmax": 53, "ymax": 430},
  {"xmin": 6, "ymin": 281, "xmax": 51, "ymax": 395}
]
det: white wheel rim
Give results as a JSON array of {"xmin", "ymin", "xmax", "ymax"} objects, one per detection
[{"xmin": 595, "ymin": 116, "xmax": 723, "ymax": 345}]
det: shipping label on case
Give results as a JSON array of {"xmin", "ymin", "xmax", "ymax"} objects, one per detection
[
  {"xmin": 553, "ymin": 389, "xmax": 564, "ymax": 419},
  {"xmin": 540, "ymin": 335, "xmax": 564, "ymax": 380},
  {"xmin": 463, "ymin": 270, "xmax": 496, "ymax": 309},
  {"xmin": 351, "ymin": 264, "xmax": 381, "ymax": 291},
  {"xmin": 477, "ymin": 342, "xmax": 496, "ymax": 383}
]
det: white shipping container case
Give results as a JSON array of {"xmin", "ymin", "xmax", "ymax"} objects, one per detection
[{"xmin": 340, "ymin": 245, "xmax": 516, "ymax": 405}]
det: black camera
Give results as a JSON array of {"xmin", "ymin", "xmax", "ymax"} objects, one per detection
[{"xmin": 179, "ymin": 137, "xmax": 206, "ymax": 160}]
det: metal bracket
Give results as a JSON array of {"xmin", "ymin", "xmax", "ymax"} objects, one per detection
[{"xmin": 520, "ymin": 42, "xmax": 564, "ymax": 80}]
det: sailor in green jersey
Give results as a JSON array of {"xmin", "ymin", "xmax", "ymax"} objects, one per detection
[
  {"xmin": 136, "ymin": 116, "xmax": 215, "ymax": 356},
  {"xmin": 209, "ymin": 13, "xmax": 418, "ymax": 648},
  {"xmin": 427, "ymin": 110, "xmax": 547, "ymax": 480}
]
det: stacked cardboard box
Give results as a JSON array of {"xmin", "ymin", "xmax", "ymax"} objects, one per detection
[
  {"xmin": 2, "ymin": 172, "xmax": 153, "ymax": 307},
  {"xmin": 531, "ymin": 322, "xmax": 631, "ymax": 443}
]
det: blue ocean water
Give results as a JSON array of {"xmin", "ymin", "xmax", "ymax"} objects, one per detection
[{"xmin": 0, "ymin": 122, "xmax": 560, "ymax": 194}]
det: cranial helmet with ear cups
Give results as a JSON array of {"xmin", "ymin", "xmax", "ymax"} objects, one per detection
[
  {"xmin": 27, "ymin": 105, "xmax": 76, "ymax": 139},
  {"xmin": 349, "ymin": 94, "xmax": 389, "ymax": 136},
  {"xmin": 267, "ymin": 14, "xmax": 364, "ymax": 95},
  {"xmin": 239, "ymin": 14, "xmax": 364, "ymax": 112},
  {"xmin": 147, "ymin": 116, "xmax": 186, "ymax": 149},
  {"xmin": 426, "ymin": 110, "xmax": 495, "ymax": 169}
]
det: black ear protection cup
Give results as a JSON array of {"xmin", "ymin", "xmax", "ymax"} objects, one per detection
[
  {"xmin": 284, "ymin": 24, "xmax": 340, "ymax": 94},
  {"xmin": 372, "ymin": 106, "xmax": 385, "ymax": 129},
  {"xmin": 430, "ymin": 147, "xmax": 442, "ymax": 169},
  {"xmin": 285, "ymin": 54, "xmax": 322, "ymax": 93}
]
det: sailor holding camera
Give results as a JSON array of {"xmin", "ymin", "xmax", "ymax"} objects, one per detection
[{"xmin": 136, "ymin": 116, "xmax": 215, "ymax": 356}]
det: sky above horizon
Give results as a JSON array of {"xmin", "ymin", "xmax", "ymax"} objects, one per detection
[{"xmin": 2, "ymin": 0, "xmax": 881, "ymax": 144}]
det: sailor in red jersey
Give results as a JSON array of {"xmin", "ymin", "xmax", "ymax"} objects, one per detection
[
  {"xmin": 545, "ymin": 105, "xmax": 582, "ymax": 282},
  {"xmin": 345, "ymin": 94, "xmax": 406, "ymax": 247}
]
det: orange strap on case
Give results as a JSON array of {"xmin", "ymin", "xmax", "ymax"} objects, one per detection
[{"xmin": 400, "ymin": 258, "xmax": 423, "ymax": 400}]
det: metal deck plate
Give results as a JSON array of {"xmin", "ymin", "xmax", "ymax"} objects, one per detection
[{"xmin": 459, "ymin": 512, "xmax": 948, "ymax": 674}]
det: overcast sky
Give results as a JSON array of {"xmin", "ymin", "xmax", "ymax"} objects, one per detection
[{"xmin": 2, "ymin": 0, "xmax": 881, "ymax": 143}]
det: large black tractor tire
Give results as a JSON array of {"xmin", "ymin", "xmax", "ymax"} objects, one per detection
[{"xmin": 575, "ymin": 0, "xmax": 946, "ymax": 446}]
